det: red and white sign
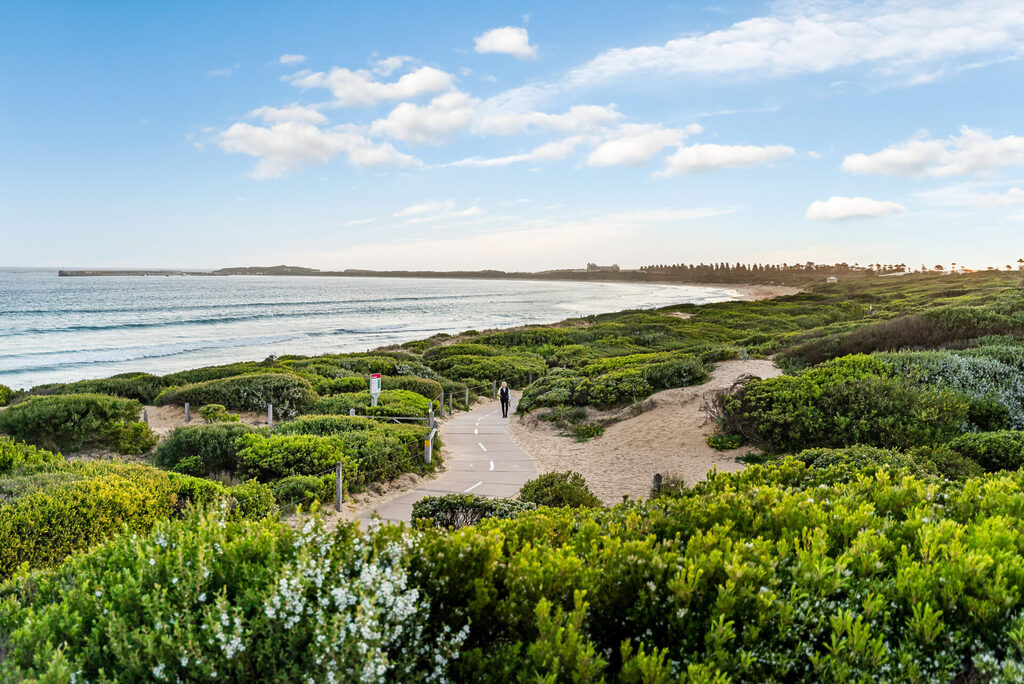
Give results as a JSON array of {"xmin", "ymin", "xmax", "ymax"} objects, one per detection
[{"xmin": 369, "ymin": 373, "xmax": 382, "ymax": 404}]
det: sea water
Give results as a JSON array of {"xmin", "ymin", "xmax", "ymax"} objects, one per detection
[{"xmin": 0, "ymin": 269, "xmax": 740, "ymax": 389}]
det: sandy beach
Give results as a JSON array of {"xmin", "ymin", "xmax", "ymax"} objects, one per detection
[{"xmin": 506, "ymin": 359, "xmax": 782, "ymax": 504}]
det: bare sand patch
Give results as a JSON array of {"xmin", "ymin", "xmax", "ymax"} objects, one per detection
[
  {"xmin": 143, "ymin": 405, "xmax": 269, "ymax": 438},
  {"xmin": 506, "ymin": 359, "xmax": 782, "ymax": 505}
]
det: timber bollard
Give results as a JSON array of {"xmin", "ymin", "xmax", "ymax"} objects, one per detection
[
  {"xmin": 184, "ymin": 402, "xmax": 190, "ymax": 423},
  {"xmin": 492, "ymin": 381, "xmax": 497, "ymax": 400},
  {"xmin": 143, "ymin": 408, "xmax": 148, "ymax": 426},
  {"xmin": 335, "ymin": 462, "xmax": 343, "ymax": 512},
  {"xmin": 267, "ymin": 404, "xmax": 273, "ymax": 428},
  {"xmin": 465, "ymin": 387, "xmax": 470, "ymax": 408},
  {"xmin": 652, "ymin": 473, "xmax": 663, "ymax": 495},
  {"xmin": 439, "ymin": 390, "xmax": 444, "ymax": 418},
  {"xmin": 528, "ymin": 372, "xmax": 533, "ymax": 384},
  {"xmin": 424, "ymin": 428, "xmax": 436, "ymax": 465},
  {"xmin": 448, "ymin": 392, "xmax": 453, "ymax": 415}
]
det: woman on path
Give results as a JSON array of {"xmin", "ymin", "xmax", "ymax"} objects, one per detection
[{"xmin": 498, "ymin": 381, "xmax": 511, "ymax": 418}]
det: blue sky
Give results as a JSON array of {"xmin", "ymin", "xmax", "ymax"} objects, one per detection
[{"xmin": 3, "ymin": 0, "xmax": 1024, "ymax": 271}]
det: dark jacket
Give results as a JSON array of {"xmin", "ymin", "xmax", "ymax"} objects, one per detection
[{"xmin": 498, "ymin": 387, "xmax": 510, "ymax": 403}]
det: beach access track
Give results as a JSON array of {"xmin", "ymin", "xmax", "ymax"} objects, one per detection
[{"xmin": 358, "ymin": 392, "xmax": 535, "ymax": 523}]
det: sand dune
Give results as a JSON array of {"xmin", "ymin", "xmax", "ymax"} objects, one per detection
[{"xmin": 507, "ymin": 359, "xmax": 782, "ymax": 504}]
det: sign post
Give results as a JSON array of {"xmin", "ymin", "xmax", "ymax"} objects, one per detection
[{"xmin": 369, "ymin": 373, "xmax": 382, "ymax": 407}]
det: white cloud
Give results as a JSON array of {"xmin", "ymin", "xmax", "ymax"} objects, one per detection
[
  {"xmin": 601, "ymin": 207, "xmax": 736, "ymax": 222},
  {"xmin": 289, "ymin": 65, "xmax": 453, "ymax": 106},
  {"xmin": 394, "ymin": 200, "xmax": 456, "ymax": 217},
  {"xmin": 587, "ymin": 124, "xmax": 699, "ymax": 167},
  {"xmin": 658, "ymin": 143, "xmax": 794, "ymax": 176},
  {"xmin": 407, "ymin": 206, "xmax": 484, "ymax": 223},
  {"xmin": 279, "ymin": 54, "xmax": 307, "ymax": 65},
  {"xmin": 474, "ymin": 26, "xmax": 537, "ymax": 59},
  {"xmin": 344, "ymin": 218, "xmax": 376, "ymax": 226},
  {"xmin": 915, "ymin": 182, "xmax": 1024, "ymax": 207},
  {"xmin": 843, "ymin": 126, "xmax": 1024, "ymax": 177},
  {"xmin": 565, "ymin": 0, "xmax": 1024, "ymax": 87},
  {"xmin": 247, "ymin": 104, "xmax": 327, "ymax": 125},
  {"xmin": 218, "ymin": 122, "xmax": 419, "ymax": 178},
  {"xmin": 451, "ymin": 136, "xmax": 588, "ymax": 167},
  {"xmin": 805, "ymin": 196, "xmax": 907, "ymax": 220},
  {"xmin": 475, "ymin": 104, "xmax": 623, "ymax": 136},
  {"xmin": 207, "ymin": 64, "xmax": 238, "ymax": 78},
  {"xmin": 371, "ymin": 92, "xmax": 478, "ymax": 144},
  {"xmin": 373, "ymin": 55, "xmax": 411, "ymax": 76}
]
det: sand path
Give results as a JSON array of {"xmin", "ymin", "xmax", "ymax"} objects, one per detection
[
  {"xmin": 507, "ymin": 359, "xmax": 781, "ymax": 505},
  {"xmin": 357, "ymin": 394, "xmax": 535, "ymax": 523}
]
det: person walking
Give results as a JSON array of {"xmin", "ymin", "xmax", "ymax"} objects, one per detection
[{"xmin": 498, "ymin": 381, "xmax": 511, "ymax": 418}]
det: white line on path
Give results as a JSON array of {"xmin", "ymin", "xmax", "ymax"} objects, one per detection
[
  {"xmin": 489, "ymin": 460, "xmax": 494, "ymax": 471},
  {"xmin": 474, "ymin": 428, "xmax": 478, "ymax": 435},
  {"xmin": 478, "ymin": 442, "xmax": 487, "ymax": 452},
  {"xmin": 465, "ymin": 482, "xmax": 482, "ymax": 492}
]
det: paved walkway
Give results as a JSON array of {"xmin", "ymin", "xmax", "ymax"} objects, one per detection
[{"xmin": 358, "ymin": 393, "xmax": 535, "ymax": 523}]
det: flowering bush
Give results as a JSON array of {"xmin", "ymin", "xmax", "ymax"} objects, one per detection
[{"xmin": 0, "ymin": 511, "xmax": 468, "ymax": 682}]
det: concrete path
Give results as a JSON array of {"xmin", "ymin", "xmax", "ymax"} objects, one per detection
[{"xmin": 358, "ymin": 393, "xmax": 535, "ymax": 523}]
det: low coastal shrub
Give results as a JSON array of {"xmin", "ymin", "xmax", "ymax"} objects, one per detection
[
  {"xmin": 382, "ymin": 375, "xmax": 442, "ymax": 401},
  {"xmin": 538, "ymin": 405, "xmax": 588, "ymax": 427},
  {"xmin": 0, "ymin": 511, "xmax": 466, "ymax": 683},
  {"xmin": 152, "ymin": 423, "xmax": 256, "ymax": 476},
  {"xmin": 706, "ymin": 433, "xmax": 743, "ymax": 450},
  {"xmin": 642, "ymin": 357, "xmax": 708, "ymax": 389},
  {"xmin": 571, "ymin": 422, "xmax": 604, "ymax": 441},
  {"xmin": 411, "ymin": 493, "xmax": 536, "ymax": 529},
  {"xmin": 198, "ymin": 403, "xmax": 240, "ymax": 423},
  {"xmin": 422, "ymin": 342, "xmax": 500, "ymax": 361},
  {"xmin": 156, "ymin": 373, "xmax": 316, "ymax": 418},
  {"xmin": 426, "ymin": 353, "xmax": 547, "ymax": 387},
  {"xmin": 311, "ymin": 376, "xmax": 365, "ymax": 395},
  {"xmin": 310, "ymin": 389, "xmax": 430, "ymax": 418},
  {"xmin": 946, "ymin": 430, "xmax": 1024, "ymax": 472},
  {"xmin": 0, "ymin": 384, "xmax": 14, "ymax": 406},
  {"xmin": 268, "ymin": 473, "xmax": 335, "ymax": 507},
  {"xmin": 273, "ymin": 414, "xmax": 383, "ymax": 436},
  {"xmin": 0, "ymin": 393, "xmax": 152, "ymax": 453},
  {"xmin": 28, "ymin": 373, "xmax": 169, "ymax": 404},
  {"xmin": 0, "ymin": 437, "xmax": 62, "ymax": 474},
  {"xmin": 518, "ymin": 471, "xmax": 601, "ymax": 508}
]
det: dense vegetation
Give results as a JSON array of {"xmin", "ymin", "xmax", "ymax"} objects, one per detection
[{"xmin": 4, "ymin": 271, "xmax": 1024, "ymax": 681}]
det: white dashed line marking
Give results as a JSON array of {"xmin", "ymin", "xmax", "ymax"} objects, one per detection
[
  {"xmin": 474, "ymin": 428, "xmax": 478, "ymax": 435},
  {"xmin": 464, "ymin": 482, "xmax": 482, "ymax": 492},
  {"xmin": 478, "ymin": 442, "xmax": 487, "ymax": 452},
  {"xmin": 489, "ymin": 460, "xmax": 494, "ymax": 471}
]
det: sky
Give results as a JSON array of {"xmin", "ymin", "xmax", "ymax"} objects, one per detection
[{"xmin": 2, "ymin": 0, "xmax": 1024, "ymax": 272}]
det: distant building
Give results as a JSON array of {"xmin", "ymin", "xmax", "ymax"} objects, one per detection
[
  {"xmin": 587, "ymin": 263, "xmax": 621, "ymax": 272},
  {"xmin": 826, "ymin": 276, "xmax": 838, "ymax": 283}
]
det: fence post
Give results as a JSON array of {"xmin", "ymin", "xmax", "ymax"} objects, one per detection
[
  {"xmin": 652, "ymin": 473, "xmax": 663, "ymax": 495},
  {"xmin": 448, "ymin": 392, "xmax": 453, "ymax": 415},
  {"xmin": 335, "ymin": 462, "xmax": 343, "ymax": 512},
  {"xmin": 424, "ymin": 429, "xmax": 435, "ymax": 465},
  {"xmin": 143, "ymin": 408, "xmax": 149, "ymax": 425},
  {"xmin": 439, "ymin": 389, "xmax": 445, "ymax": 418},
  {"xmin": 428, "ymin": 405, "xmax": 435, "ymax": 429},
  {"xmin": 267, "ymin": 404, "xmax": 273, "ymax": 428},
  {"xmin": 184, "ymin": 402, "xmax": 190, "ymax": 423},
  {"xmin": 465, "ymin": 387, "xmax": 470, "ymax": 408},
  {"xmin": 492, "ymin": 381, "xmax": 497, "ymax": 400},
  {"xmin": 528, "ymin": 372, "xmax": 533, "ymax": 384}
]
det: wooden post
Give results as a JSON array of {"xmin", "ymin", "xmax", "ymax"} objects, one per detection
[
  {"xmin": 428, "ymin": 405, "xmax": 435, "ymax": 429},
  {"xmin": 492, "ymin": 381, "xmax": 497, "ymax": 400},
  {"xmin": 184, "ymin": 402, "xmax": 190, "ymax": 423},
  {"xmin": 439, "ymin": 389, "xmax": 445, "ymax": 418},
  {"xmin": 652, "ymin": 473, "xmax": 663, "ymax": 495},
  {"xmin": 528, "ymin": 372, "xmax": 533, "ymax": 384},
  {"xmin": 335, "ymin": 462, "xmax": 343, "ymax": 512},
  {"xmin": 143, "ymin": 408, "xmax": 149, "ymax": 425},
  {"xmin": 465, "ymin": 387, "xmax": 470, "ymax": 408},
  {"xmin": 424, "ymin": 430, "xmax": 433, "ymax": 464},
  {"xmin": 267, "ymin": 404, "xmax": 273, "ymax": 428},
  {"xmin": 448, "ymin": 392, "xmax": 453, "ymax": 415}
]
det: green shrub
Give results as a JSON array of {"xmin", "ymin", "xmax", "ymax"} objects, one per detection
[
  {"xmin": 0, "ymin": 437, "xmax": 62, "ymax": 475},
  {"xmin": 161, "ymin": 361, "xmax": 278, "ymax": 385},
  {"xmin": 226, "ymin": 480, "xmax": 278, "ymax": 519},
  {"xmin": 641, "ymin": 357, "xmax": 708, "ymax": 389},
  {"xmin": 0, "ymin": 383, "xmax": 14, "ymax": 406},
  {"xmin": 152, "ymin": 423, "xmax": 256, "ymax": 476},
  {"xmin": 198, "ymin": 403, "xmax": 240, "ymax": 423},
  {"xmin": 273, "ymin": 414, "xmax": 383, "ymax": 436},
  {"xmin": 947, "ymin": 430, "xmax": 1024, "ymax": 472},
  {"xmin": 587, "ymin": 369, "xmax": 652, "ymax": 407},
  {"xmin": 310, "ymin": 389, "xmax": 430, "ymax": 418},
  {"xmin": 706, "ymin": 433, "xmax": 743, "ymax": 450},
  {"xmin": 103, "ymin": 420, "xmax": 158, "ymax": 454},
  {"xmin": 422, "ymin": 343, "xmax": 501, "ymax": 361},
  {"xmin": 411, "ymin": 493, "xmax": 536, "ymax": 528},
  {"xmin": 0, "ymin": 393, "xmax": 144, "ymax": 452},
  {"xmin": 571, "ymin": 422, "xmax": 604, "ymax": 442},
  {"xmin": 312, "ymin": 376, "xmax": 365, "ymax": 395},
  {"xmin": 518, "ymin": 471, "xmax": 602, "ymax": 508},
  {"xmin": 268, "ymin": 474, "xmax": 335, "ymax": 507},
  {"xmin": 157, "ymin": 373, "xmax": 316, "ymax": 418},
  {"xmin": 28, "ymin": 373, "xmax": 169, "ymax": 404},
  {"xmin": 0, "ymin": 511, "xmax": 465, "ymax": 682},
  {"xmin": 382, "ymin": 375, "xmax": 443, "ymax": 401},
  {"xmin": 426, "ymin": 353, "xmax": 547, "ymax": 387},
  {"xmin": 538, "ymin": 405, "xmax": 588, "ymax": 427}
]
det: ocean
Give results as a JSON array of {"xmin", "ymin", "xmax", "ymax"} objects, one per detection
[{"xmin": 0, "ymin": 269, "xmax": 741, "ymax": 390}]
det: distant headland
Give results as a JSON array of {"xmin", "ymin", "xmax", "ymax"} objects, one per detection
[{"xmin": 56, "ymin": 261, "xmax": 933, "ymax": 287}]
